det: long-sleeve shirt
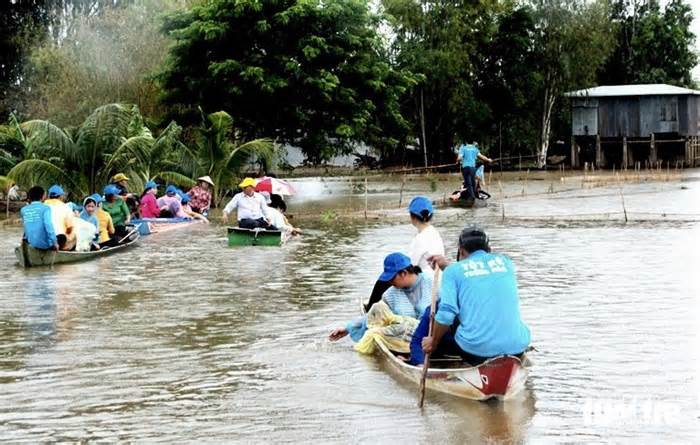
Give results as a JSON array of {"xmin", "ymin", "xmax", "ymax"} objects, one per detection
[
  {"xmin": 96, "ymin": 209, "xmax": 115, "ymax": 243},
  {"xmin": 156, "ymin": 195, "xmax": 189, "ymax": 218},
  {"xmin": 139, "ymin": 193, "xmax": 160, "ymax": 218},
  {"xmin": 435, "ymin": 250, "xmax": 531, "ymax": 357},
  {"xmin": 102, "ymin": 198, "xmax": 130, "ymax": 226},
  {"xmin": 20, "ymin": 202, "xmax": 57, "ymax": 249},
  {"xmin": 347, "ymin": 273, "xmax": 433, "ymax": 341},
  {"xmin": 187, "ymin": 186, "xmax": 211, "ymax": 212},
  {"xmin": 223, "ymin": 192, "xmax": 269, "ymax": 221},
  {"xmin": 408, "ymin": 225, "xmax": 445, "ymax": 273}
]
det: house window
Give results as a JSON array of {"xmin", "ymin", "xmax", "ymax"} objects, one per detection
[{"xmin": 660, "ymin": 97, "xmax": 678, "ymax": 122}]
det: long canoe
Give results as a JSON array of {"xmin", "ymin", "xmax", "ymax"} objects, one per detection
[
  {"xmin": 364, "ymin": 302, "xmax": 527, "ymax": 401},
  {"xmin": 227, "ymin": 227, "xmax": 289, "ymax": 247},
  {"xmin": 15, "ymin": 227, "xmax": 141, "ymax": 268},
  {"xmin": 131, "ymin": 217, "xmax": 201, "ymax": 236}
]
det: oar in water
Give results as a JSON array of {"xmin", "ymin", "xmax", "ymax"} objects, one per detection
[
  {"xmin": 117, "ymin": 225, "xmax": 139, "ymax": 245},
  {"xmin": 419, "ymin": 267, "xmax": 441, "ymax": 408}
]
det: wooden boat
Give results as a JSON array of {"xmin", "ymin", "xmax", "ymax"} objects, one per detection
[
  {"xmin": 227, "ymin": 227, "xmax": 289, "ymax": 247},
  {"xmin": 363, "ymin": 302, "xmax": 527, "ymax": 401},
  {"xmin": 373, "ymin": 338, "xmax": 527, "ymax": 401},
  {"xmin": 448, "ymin": 197, "xmax": 488, "ymax": 208},
  {"xmin": 131, "ymin": 217, "xmax": 201, "ymax": 236},
  {"xmin": 15, "ymin": 226, "xmax": 141, "ymax": 268}
]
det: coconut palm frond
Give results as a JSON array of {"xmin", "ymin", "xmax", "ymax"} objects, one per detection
[
  {"xmin": 0, "ymin": 175, "xmax": 13, "ymax": 191},
  {"xmin": 20, "ymin": 119, "xmax": 75, "ymax": 160},
  {"xmin": 224, "ymin": 138, "xmax": 276, "ymax": 171},
  {"xmin": 153, "ymin": 170, "xmax": 197, "ymax": 188},
  {"xmin": 8, "ymin": 159, "xmax": 81, "ymax": 195},
  {"xmin": 150, "ymin": 121, "xmax": 184, "ymax": 163},
  {"xmin": 101, "ymin": 135, "xmax": 155, "ymax": 183}
]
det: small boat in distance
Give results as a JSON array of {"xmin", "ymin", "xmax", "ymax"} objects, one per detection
[
  {"xmin": 131, "ymin": 217, "xmax": 201, "ymax": 236},
  {"xmin": 15, "ymin": 226, "xmax": 141, "ymax": 268},
  {"xmin": 227, "ymin": 227, "xmax": 289, "ymax": 247}
]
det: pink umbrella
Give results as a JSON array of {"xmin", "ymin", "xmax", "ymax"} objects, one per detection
[{"xmin": 254, "ymin": 177, "xmax": 296, "ymax": 196}]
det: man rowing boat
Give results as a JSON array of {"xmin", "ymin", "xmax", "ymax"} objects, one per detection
[{"xmin": 411, "ymin": 225, "xmax": 531, "ymax": 366}]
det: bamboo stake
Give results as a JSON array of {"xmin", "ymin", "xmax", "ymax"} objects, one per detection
[{"xmin": 364, "ymin": 177, "xmax": 368, "ymax": 221}]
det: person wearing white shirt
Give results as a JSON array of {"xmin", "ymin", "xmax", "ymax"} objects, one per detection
[
  {"xmin": 222, "ymin": 177, "xmax": 275, "ymax": 229},
  {"xmin": 364, "ymin": 195, "xmax": 445, "ymax": 311}
]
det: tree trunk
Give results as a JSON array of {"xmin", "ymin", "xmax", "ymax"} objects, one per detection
[{"xmin": 538, "ymin": 83, "xmax": 557, "ymax": 168}]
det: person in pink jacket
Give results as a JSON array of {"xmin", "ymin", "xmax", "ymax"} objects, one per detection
[{"xmin": 139, "ymin": 181, "xmax": 161, "ymax": 218}]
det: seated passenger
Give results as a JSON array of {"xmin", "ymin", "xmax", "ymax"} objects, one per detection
[
  {"xmin": 93, "ymin": 193, "xmax": 117, "ymax": 248},
  {"xmin": 20, "ymin": 186, "xmax": 58, "ymax": 250},
  {"xmin": 412, "ymin": 226, "xmax": 531, "ymax": 366},
  {"xmin": 179, "ymin": 192, "xmax": 208, "ymax": 222},
  {"xmin": 221, "ymin": 177, "xmax": 277, "ymax": 230},
  {"xmin": 187, "ymin": 176, "xmax": 214, "ymax": 216},
  {"xmin": 77, "ymin": 196, "xmax": 100, "ymax": 251},
  {"xmin": 102, "ymin": 185, "xmax": 130, "ymax": 238},
  {"xmin": 157, "ymin": 185, "xmax": 188, "ymax": 218},
  {"xmin": 267, "ymin": 194, "xmax": 301, "ymax": 235},
  {"xmin": 139, "ymin": 181, "xmax": 161, "ymax": 218},
  {"xmin": 44, "ymin": 184, "xmax": 76, "ymax": 251},
  {"xmin": 329, "ymin": 253, "xmax": 432, "ymax": 355}
]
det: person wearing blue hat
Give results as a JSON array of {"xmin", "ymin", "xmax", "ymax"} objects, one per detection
[
  {"xmin": 364, "ymin": 196, "xmax": 445, "ymax": 312},
  {"xmin": 156, "ymin": 184, "xmax": 189, "ymax": 218},
  {"xmin": 329, "ymin": 252, "xmax": 434, "ymax": 349},
  {"xmin": 20, "ymin": 186, "xmax": 58, "ymax": 251},
  {"xmin": 178, "ymin": 191, "xmax": 209, "ymax": 222},
  {"xmin": 139, "ymin": 180, "xmax": 160, "ymax": 218},
  {"xmin": 102, "ymin": 184, "xmax": 130, "ymax": 238},
  {"xmin": 44, "ymin": 184, "xmax": 76, "ymax": 250},
  {"xmin": 411, "ymin": 225, "xmax": 531, "ymax": 366}
]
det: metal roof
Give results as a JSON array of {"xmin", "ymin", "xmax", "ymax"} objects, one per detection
[{"xmin": 564, "ymin": 84, "xmax": 700, "ymax": 97}]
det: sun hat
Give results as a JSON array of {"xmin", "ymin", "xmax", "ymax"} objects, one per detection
[
  {"xmin": 103, "ymin": 185, "xmax": 119, "ymax": 196},
  {"xmin": 197, "ymin": 176, "xmax": 214, "ymax": 186},
  {"xmin": 239, "ymin": 177, "xmax": 257, "ymax": 188},
  {"xmin": 112, "ymin": 173, "xmax": 129, "ymax": 182},
  {"xmin": 378, "ymin": 252, "xmax": 412, "ymax": 282},
  {"xmin": 48, "ymin": 184, "xmax": 65, "ymax": 197},
  {"xmin": 408, "ymin": 196, "xmax": 433, "ymax": 217}
]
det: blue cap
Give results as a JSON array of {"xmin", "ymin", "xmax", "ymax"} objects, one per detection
[
  {"xmin": 378, "ymin": 252, "xmax": 412, "ymax": 282},
  {"xmin": 104, "ymin": 184, "xmax": 119, "ymax": 196},
  {"xmin": 180, "ymin": 193, "xmax": 191, "ymax": 203},
  {"xmin": 144, "ymin": 180, "xmax": 157, "ymax": 191},
  {"xmin": 48, "ymin": 184, "xmax": 65, "ymax": 197},
  {"xmin": 68, "ymin": 202, "xmax": 81, "ymax": 211},
  {"xmin": 408, "ymin": 196, "xmax": 433, "ymax": 217},
  {"xmin": 90, "ymin": 193, "xmax": 103, "ymax": 204},
  {"xmin": 166, "ymin": 185, "xmax": 177, "ymax": 194}
]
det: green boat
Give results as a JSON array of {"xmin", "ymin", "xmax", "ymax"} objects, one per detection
[
  {"xmin": 15, "ymin": 226, "xmax": 141, "ymax": 268},
  {"xmin": 227, "ymin": 227, "xmax": 287, "ymax": 247}
]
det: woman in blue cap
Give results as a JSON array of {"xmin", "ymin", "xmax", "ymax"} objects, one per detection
[
  {"xmin": 329, "ymin": 252, "xmax": 433, "ymax": 351},
  {"xmin": 139, "ymin": 181, "xmax": 160, "ymax": 218},
  {"xmin": 102, "ymin": 184, "xmax": 130, "ymax": 238},
  {"xmin": 364, "ymin": 196, "xmax": 445, "ymax": 311}
]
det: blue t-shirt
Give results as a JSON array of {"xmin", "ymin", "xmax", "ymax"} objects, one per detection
[
  {"xmin": 435, "ymin": 250, "xmax": 531, "ymax": 357},
  {"xmin": 21, "ymin": 202, "xmax": 57, "ymax": 249},
  {"xmin": 458, "ymin": 144, "xmax": 480, "ymax": 168}
]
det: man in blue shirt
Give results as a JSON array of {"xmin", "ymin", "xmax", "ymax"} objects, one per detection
[
  {"xmin": 20, "ymin": 186, "xmax": 58, "ymax": 250},
  {"xmin": 456, "ymin": 142, "xmax": 492, "ymax": 201},
  {"xmin": 416, "ymin": 225, "xmax": 530, "ymax": 365}
]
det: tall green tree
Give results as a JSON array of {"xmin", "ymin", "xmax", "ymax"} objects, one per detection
[
  {"xmin": 599, "ymin": 0, "xmax": 697, "ymax": 86},
  {"xmin": 160, "ymin": 0, "xmax": 414, "ymax": 163},
  {"xmin": 530, "ymin": 0, "xmax": 615, "ymax": 167}
]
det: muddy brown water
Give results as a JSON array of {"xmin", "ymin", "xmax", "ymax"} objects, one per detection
[{"xmin": 1, "ymin": 170, "xmax": 699, "ymax": 442}]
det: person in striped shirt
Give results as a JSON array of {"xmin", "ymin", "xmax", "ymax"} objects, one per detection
[{"xmin": 329, "ymin": 253, "xmax": 433, "ymax": 347}]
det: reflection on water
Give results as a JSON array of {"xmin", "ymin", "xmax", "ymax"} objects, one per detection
[{"xmin": 0, "ymin": 171, "xmax": 698, "ymax": 442}]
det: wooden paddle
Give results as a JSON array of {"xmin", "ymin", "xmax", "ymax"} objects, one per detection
[
  {"xmin": 117, "ymin": 225, "xmax": 139, "ymax": 245},
  {"xmin": 419, "ymin": 266, "xmax": 441, "ymax": 408}
]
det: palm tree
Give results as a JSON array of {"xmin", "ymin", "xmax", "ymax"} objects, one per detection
[
  {"xmin": 2, "ymin": 104, "xmax": 189, "ymax": 199},
  {"xmin": 184, "ymin": 110, "xmax": 277, "ymax": 207}
]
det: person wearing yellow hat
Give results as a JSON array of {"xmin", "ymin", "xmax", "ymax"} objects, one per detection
[
  {"xmin": 222, "ymin": 177, "xmax": 277, "ymax": 229},
  {"xmin": 187, "ymin": 176, "xmax": 214, "ymax": 216}
]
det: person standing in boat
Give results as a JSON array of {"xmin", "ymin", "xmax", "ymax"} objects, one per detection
[
  {"xmin": 364, "ymin": 196, "xmax": 444, "ymax": 311},
  {"xmin": 415, "ymin": 225, "xmax": 531, "ymax": 366},
  {"xmin": 221, "ymin": 177, "xmax": 276, "ymax": 230},
  {"xmin": 456, "ymin": 141, "xmax": 492, "ymax": 201},
  {"xmin": 187, "ymin": 176, "xmax": 214, "ymax": 216},
  {"xmin": 20, "ymin": 186, "xmax": 58, "ymax": 251},
  {"xmin": 329, "ymin": 252, "xmax": 432, "ymax": 354}
]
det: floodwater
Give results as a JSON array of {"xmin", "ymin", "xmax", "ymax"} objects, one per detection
[{"xmin": 1, "ymin": 170, "xmax": 699, "ymax": 443}]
